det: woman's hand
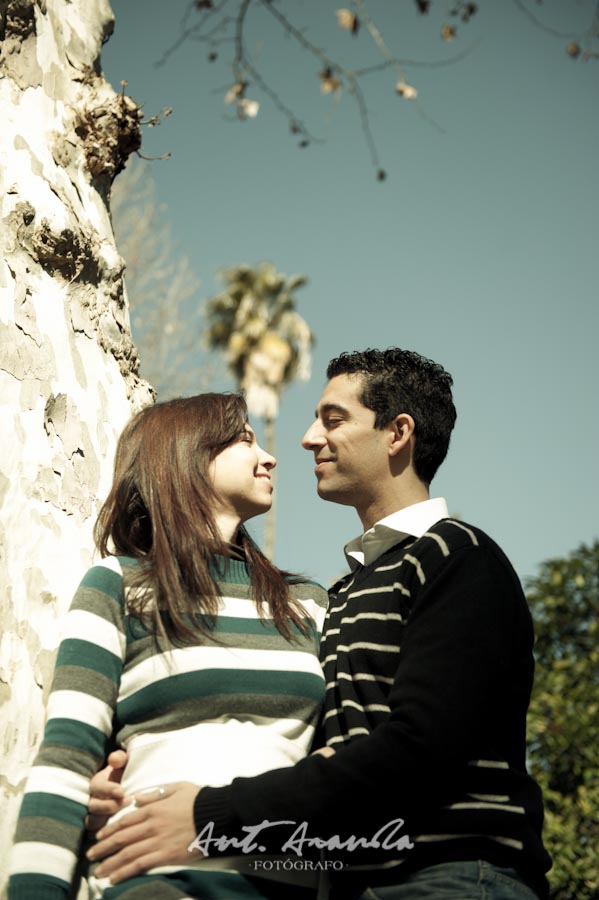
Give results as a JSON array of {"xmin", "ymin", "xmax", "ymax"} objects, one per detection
[{"xmin": 85, "ymin": 749, "xmax": 129, "ymax": 832}]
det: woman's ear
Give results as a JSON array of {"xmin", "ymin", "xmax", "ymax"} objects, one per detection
[{"xmin": 388, "ymin": 414, "xmax": 415, "ymax": 457}]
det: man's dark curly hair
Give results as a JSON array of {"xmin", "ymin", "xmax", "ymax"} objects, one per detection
[{"xmin": 326, "ymin": 348, "xmax": 457, "ymax": 485}]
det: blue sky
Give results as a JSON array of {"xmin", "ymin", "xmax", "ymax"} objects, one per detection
[{"xmin": 102, "ymin": 1, "xmax": 599, "ymax": 587}]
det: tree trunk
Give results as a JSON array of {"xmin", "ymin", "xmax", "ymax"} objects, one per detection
[
  {"xmin": 0, "ymin": 2, "xmax": 153, "ymax": 895},
  {"xmin": 263, "ymin": 416, "xmax": 276, "ymax": 560}
]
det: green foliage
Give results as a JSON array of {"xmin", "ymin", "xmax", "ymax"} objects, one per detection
[{"xmin": 526, "ymin": 541, "xmax": 599, "ymax": 900}]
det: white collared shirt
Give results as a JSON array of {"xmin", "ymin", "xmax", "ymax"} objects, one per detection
[{"xmin": 344, "ymin": 498, "xmax": 450, "ymax": 570}]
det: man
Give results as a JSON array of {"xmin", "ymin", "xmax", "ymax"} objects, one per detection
[{"xmin": 87, "ymin": 348, "xmax": 551, "ymax": 899}]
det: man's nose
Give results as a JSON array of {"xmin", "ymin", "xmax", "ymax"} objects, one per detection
[{"xmin": 301, "ymin": 421, "xmax": 325, "ymax": 450}]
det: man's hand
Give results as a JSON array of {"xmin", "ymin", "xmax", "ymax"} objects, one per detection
[
  {"xmin": 85, "ymin": 749, "xmax": 129, "ymax": 833},
  {"xmin": 86, "ymin": 781, "xmax": 202, "ymax": 883}
]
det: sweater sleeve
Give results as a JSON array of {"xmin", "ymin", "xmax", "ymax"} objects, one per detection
[
  {"xmin": 193, "ymin": 541, "xmax": 533, "ymax": 847},
  {"xmin": 8, "ymin": 559, "xmax": 126, "ymax": 900}
]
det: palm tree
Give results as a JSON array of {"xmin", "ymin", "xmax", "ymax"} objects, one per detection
[{"xmin": 205, "ymin": 262, "xmax": 314, "ymax": 559}]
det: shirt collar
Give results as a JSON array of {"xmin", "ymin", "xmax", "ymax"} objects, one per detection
[{"xmin": 344, "ymin": 498, "xmax": 449, "ymax": 570}]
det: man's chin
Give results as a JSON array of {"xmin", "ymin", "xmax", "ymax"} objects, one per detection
[{"xmin": 316, "ymin": 481, "xmax": 353, "ymax": 506}]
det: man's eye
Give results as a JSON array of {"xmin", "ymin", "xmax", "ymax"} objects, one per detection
[{"xmin": 324, "ymin": 419, "xmax": 342, "ymax": 428}]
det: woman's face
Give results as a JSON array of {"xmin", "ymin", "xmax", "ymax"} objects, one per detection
[{"xmin": 210, "ymin": 423, "xmax": 276, "ymax": 527}]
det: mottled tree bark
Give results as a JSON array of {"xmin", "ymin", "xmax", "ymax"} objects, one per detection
[{"xmin": 0, "ymin": 2, "xmax": 153, "ymax": 894}]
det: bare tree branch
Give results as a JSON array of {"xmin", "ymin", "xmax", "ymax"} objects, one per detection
[
  {"xmin": 353, "ymin": 42, "xmax": 480, "ymax": 77},
  {"xmin": 151, "ymin": 1, "xmax": 598, "ymax": 180},
  {"xmin": 228, "ymin": 0, "xmax": 319, "ymax": 141},
  {"xmin": 258, "ymin": 0, "xmax": 386, "ymax": 175},
  {"xmin": 512, "ymin": 0, "xmax": 579, "ymax": 41},
  {"xmin": 111, "ymin": 158, "xmax": 216, "ymax": 398},
  {"xmin": 156, "ymin": 0, "xmax": 236, "ymax": 68},
  {"xmin": 512, "ymin": 0, "xmax": 599, "ymax": 58}
]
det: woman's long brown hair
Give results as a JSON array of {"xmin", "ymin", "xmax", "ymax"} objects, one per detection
[{"xmin": 95, "ymin": 393, "xmax": 310, "ymax": 644}]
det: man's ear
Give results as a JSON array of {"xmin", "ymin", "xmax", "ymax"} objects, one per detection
[{"xmin": 388, "ymin": 414, "xmax": 415, "ymax": 457}]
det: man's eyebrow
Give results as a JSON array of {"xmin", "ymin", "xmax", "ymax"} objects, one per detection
[{"xmin": 315, "ymin": 403, "xmax": 350, "ymax": 418}]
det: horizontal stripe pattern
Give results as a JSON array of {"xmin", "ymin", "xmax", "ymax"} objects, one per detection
[
  {"xmin": 59, "ymin": 609, "xmax": 125, "ymax": 657},
  {"xmin": 46, "ymin": 690, "xmax": 113, "ymax": 735},
  {"xmin": 94, "ymin": 868, "xmax": 302, "ymax": 900},
  {"xmin": 10, "ymin": 556, "xmax": 328, "ymax": 899},
  {"xmin": 321, "ymin": 519, "xmax": 548, "ymax": 886},
  {"xmin": 9, "ymin": 844, "xmax": 77, "ymax": 879},
  {"xmin": 23, "ymin": 766, "xmax": 91, "ymax": 804},
  {"xmin": 119, "ymin": 643, "xmax": 323, "ymax": 701}
]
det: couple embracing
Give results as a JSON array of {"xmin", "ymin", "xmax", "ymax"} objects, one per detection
[{"xmin": 9, "ymin": 348, "xmax": 551, "ymax": 900}]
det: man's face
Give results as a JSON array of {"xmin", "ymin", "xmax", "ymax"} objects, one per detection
[{"xmin": 302, "ymin": 374, "xmax": 392, "ymax": 514}]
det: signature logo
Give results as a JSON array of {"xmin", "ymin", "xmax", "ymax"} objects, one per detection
[{"xmin": 188, "ymin": 817, "xmax": 414, "ymax": 856}]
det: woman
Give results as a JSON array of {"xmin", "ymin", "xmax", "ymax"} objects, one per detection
[{"xmin": 9, "ymin": 393, "xmax": 328, "ymax": 900}]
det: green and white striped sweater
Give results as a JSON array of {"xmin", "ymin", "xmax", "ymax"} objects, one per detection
[{"xmin": 9, "ymin": 555, "xmax": 328, "ymax": 900}]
